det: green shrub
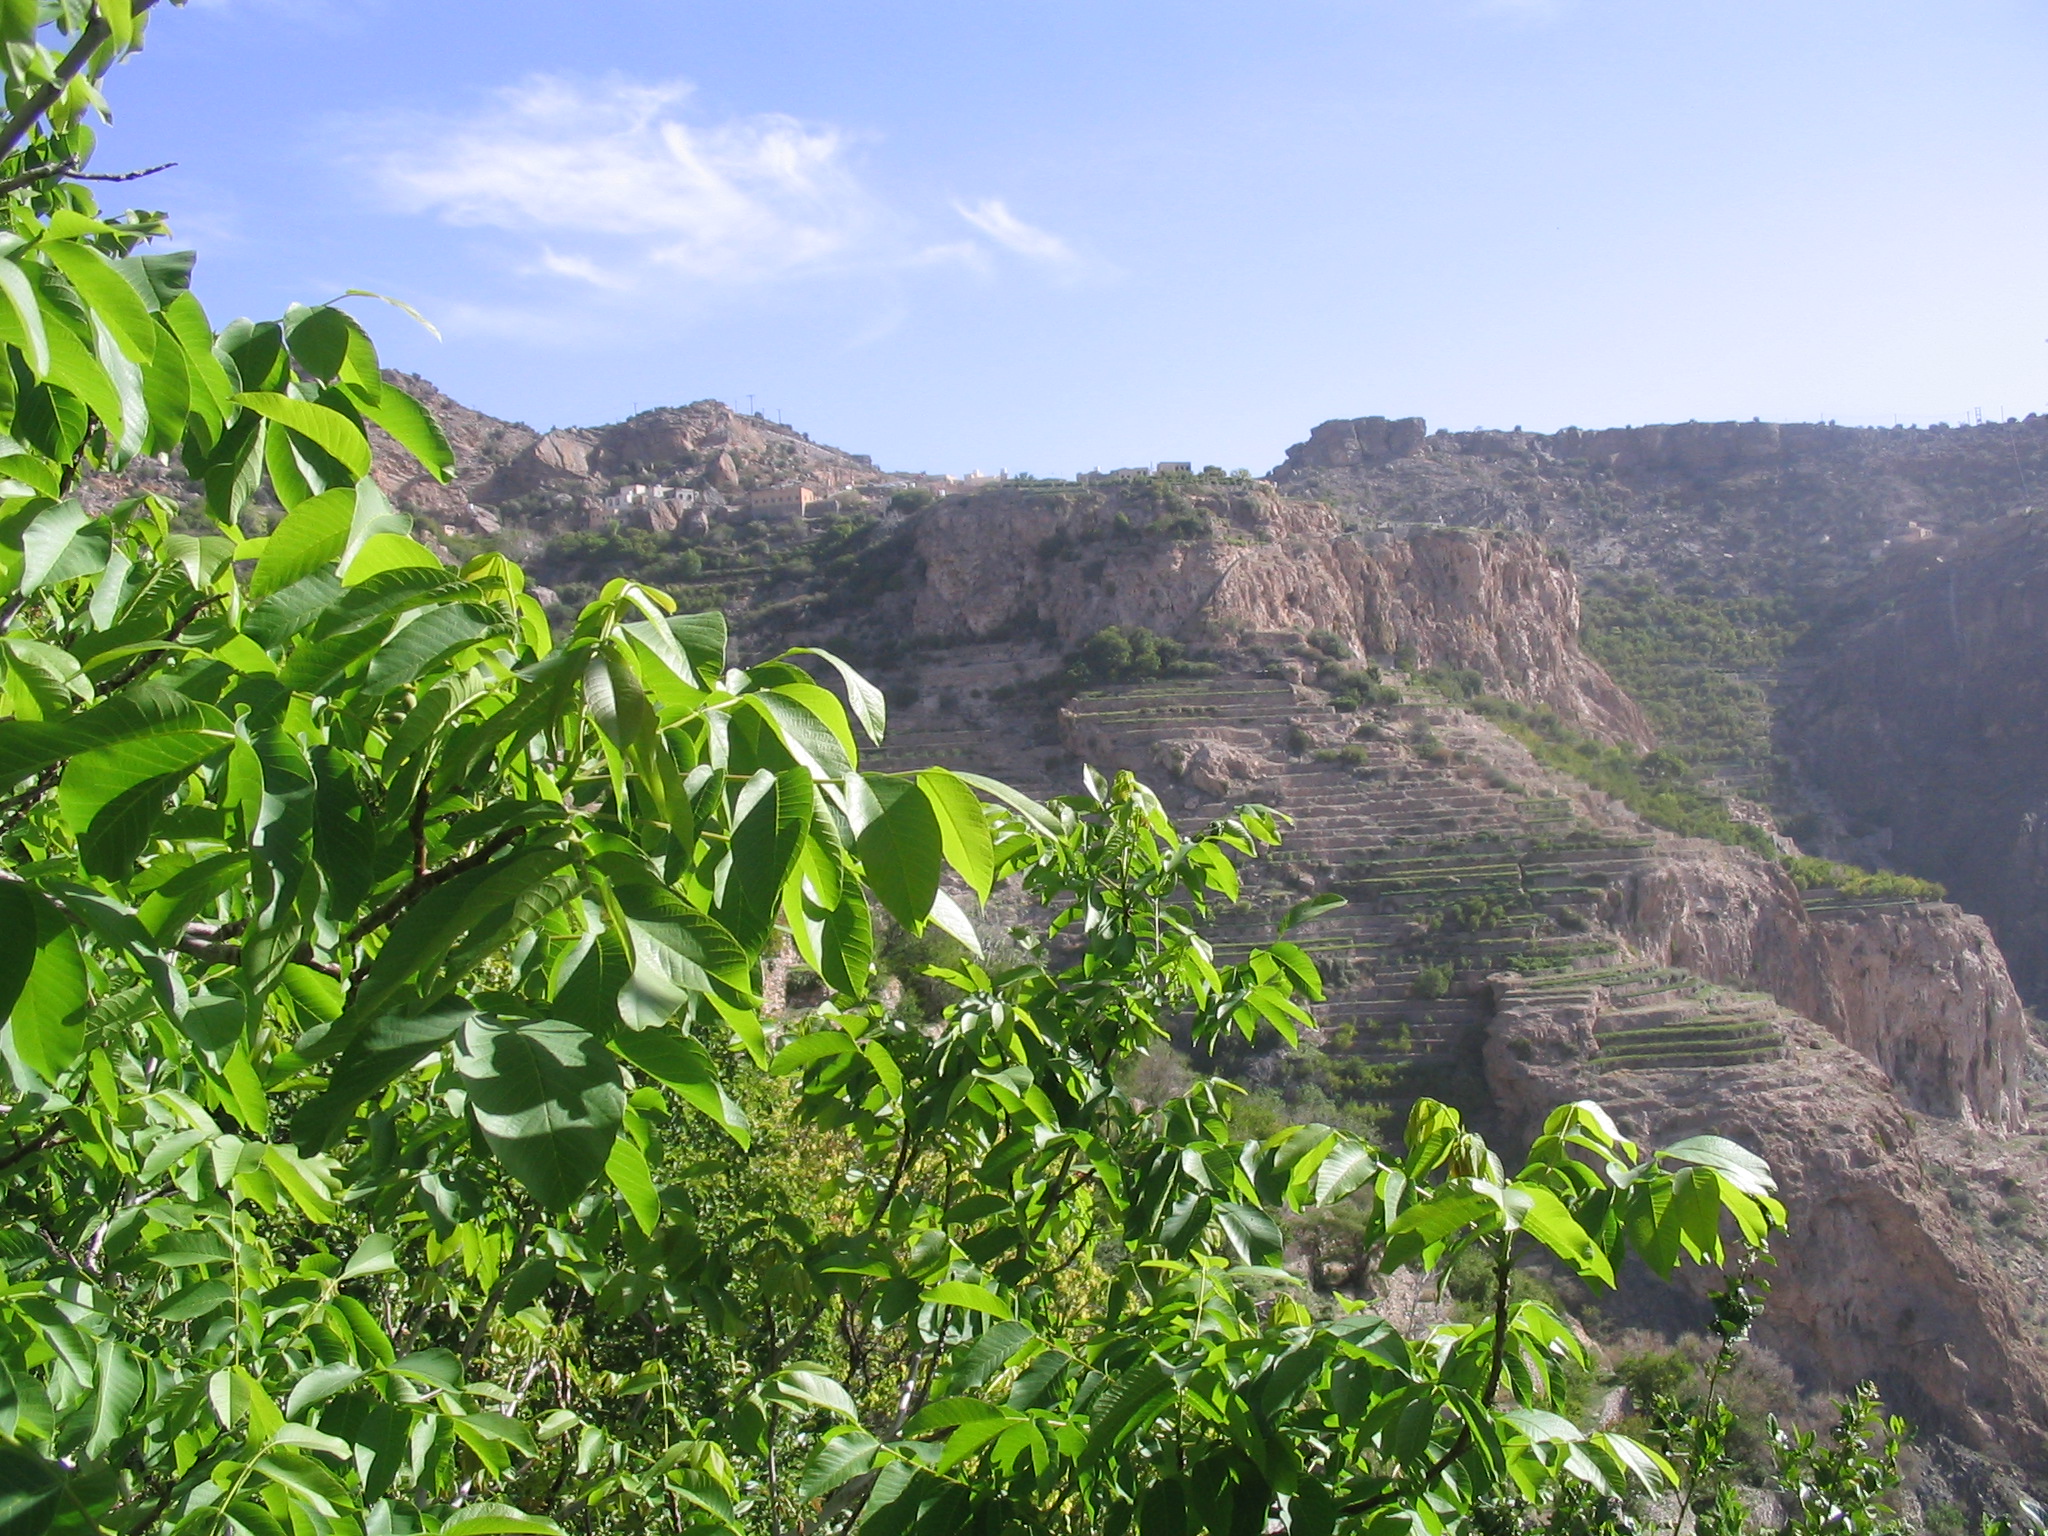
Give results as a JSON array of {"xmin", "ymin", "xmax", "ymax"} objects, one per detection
[
  {"xmin": 1306, "ymin": 627, "xmax": 1351, "ymax": 659},
  {"xmin": 1420, "ymin": 665, "xmax": 1485, "ymax": 703},
  {"xmin": 1413, "ymin": 732, "xmax": 1452, "ymax": 765},
  {"xmin": 1412, "ymin": 964, "xmax": 1453, "ymax": 1000},
  {"xmin": 1781, "ymin": 855, "xmax": 1944, "ymax": 901},
  {"xmin": 1579, "ymin": 575, "xmax": 1806, "ymax": 778},
  {"xmin": 1313, "ymin": 744, "xmax": 1374, "ymax": 768},
  {"xmin": 1465, "ymin": 694, "xmax": 1781, "ymax": 858},
  {"xmin": 1320, "ymin": 661, "xmax": 1402, "ymax": 710},
  {"xmin": 1065, "ymin": 624, "xmax": 1218, "ymax": 684}
]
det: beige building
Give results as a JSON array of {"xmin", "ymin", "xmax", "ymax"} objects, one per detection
[{"xmin": 744, "ymin": 484, "xmax": 816, "ymax": 520}]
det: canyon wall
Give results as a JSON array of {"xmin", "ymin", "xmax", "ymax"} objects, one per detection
[
  {"xmin": 1606, "ymin": 846, "xmax": 2028, "ymax": 1127},
  {"xmin": 1485, "ymin": 989, "xmax": 2048, "ymax": 1463},
  {"xmin": 910, "ymin": 486, "xmax": 1653, "ymax": 745},
  {"xmin": 1781, "ymin": 512, "xmax": 2048, "ymax": 1003}
]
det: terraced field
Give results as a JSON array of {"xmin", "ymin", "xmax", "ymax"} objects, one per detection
[{"xmin": 862, "ymin": 658, "xmax": 1923, "ymax": 1121}]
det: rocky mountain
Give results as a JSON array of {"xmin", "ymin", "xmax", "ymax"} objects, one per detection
[
  {"xmin": 1269, "ymin": 412, "xmax": 2048, "ymax": 1018},
  {"xmin": 128, "ymin": 379, "xmax": 2048, "ymax": 1508},
  {"xmin": 1272, "ymin": 412, "xmax": 2048, "ymax": 600}
]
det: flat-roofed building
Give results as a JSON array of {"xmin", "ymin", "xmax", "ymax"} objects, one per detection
[{"xmin": 744, "ymin": 484, "xmax": 816, "ymax": 520}]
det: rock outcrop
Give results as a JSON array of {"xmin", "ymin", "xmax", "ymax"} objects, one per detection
[
  {"xmin": 1486, "ymin": 985, "xmax": 2048, "ymax": 1464},
  {"xmin": 1781, "ymin": 512, "xmax": 2048, "ymax": 1004},
  {"xmin": 910, "ymin": 485, "xmax": 1653, "ymax": 745},
  {"xmin": 1604, "ymin": 846, "xmax": 2027, "ymax": 1126},
  {"xmin": 1270, "ymin": 411, "xmax": 2048, "ymax": 600}
]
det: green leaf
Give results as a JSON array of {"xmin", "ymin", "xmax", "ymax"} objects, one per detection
[
  {"xmin": 1216, "ymin": 1201, "xmax": 1284, "ymax": 1265},
  {"xmin": 44, "ymin": 241, "xmax": 157, "ymax": 364},
  {"xmin": 363, "ymin": 604, "xmax": 500, "ymax": 696},
  {"xmin": 615, "ymin": 883, "xmax": 752, "ymax": 1026},
  {"xmin": 1387, "ymin": 1187, "xmax": 1497, "ymax": 1246},
  {"xmin": 921, "ymin": 1281, "xmax": 1012, "ymax": 1321},
  {"xmin": 225, "ymin": 1501, "xmax": 287, "ymax": 1536},
  {"xmin": 342, "ymin": 531, "xmax": 441, "ymax": 585},
  {"xmin": 0, "ymin": 1441, "xmax": 60, "ymax": 1536},
  {"xmin": 797, "ymin": 1431, "xmax": 878, "ymax": 1502},
  {"xmin": 454, "ymin": 1015, "xmax": 624, "ymax": 1210},
  {"xmin": 85, "ymin": 1342, "xmax": 143, "ymax": 1458},
  {"xmin": 15, "ymin": 500, "xmax": 94, "ymax": 594},
  {"xmin": 605, "ymin": 1133, "xmax": 660, "ymax": 1236},
  {"xmin": 767, "ymin": 1030, "xmax": 856, "ymax": 1074},
  {"xmin": 766, "ymin": 1370, "xmax": 860, "ymax": 1421},
  {"xmin": 0, "ymin": 884, "xmax": 37, "ymax": 1024},
  {"xmin": 252, "ymin": 1449, "xmax": 351, "ymax": 1519},
  {"xmin": 438, "ymin": 1503, "xmax": 564, "ymax": 1536},
  {"xmin": 609, "ymin": 1029, "xmax": 751, "ymax": 1147},
  {"xmin": 1512, "ymin": 1184, "xmax": 1615, "ymax": 1285},
  {"xmin": 1279, "ymin": 893, "xmax": 1347, "ymax": 937},
  {"xmin": 0, "ymin": 255, "xmax": 47, "ymax": 378},
  {"xmin": 294, "ymin": 1002, "xmax": 473, "ymax": 1151},
  {"xmin": 1658, "ymin": 1135, "xmax": 1777, "ymax": 1198},
  {"xmin": 745, "ymin": 687, "xmax": 853, "ymax": 777},
  {"xmin": 0, "ymin": 683, "xmax": 228, "ymax": 786},
  {"xmin": 9, "ymin": 918, "xmax": 85, "ymax": 1082},
  {"xmin": 249, "ymin": 488, "xmax": 355, "ymax": 601},
  {"xmin": 719, "ymin": 768, "xmax": 810, "ymax": 950},
  {"xmin": 349, "ymin": 379, "xmax": 454, "ymax": 482},
  {"xmin": 232, "ymin": 392, "xmax": 371, "ymax": 479},
  {"xmin": 791, "ymin": 646, "xmax": 886, "ymax": 745},
  {"xmin": 59, "ymin": 733, "xmax": 224, "ymax": 876},
  {"xmin": 284, "ymin": 1363, "xmax": 365, "ymax": 1418},
  {"xmin": 284, "ymin": 306, "xmax": 352, "ymax": 379},
  {"xmin": 917, "ymin": 768, "xmax": 995, "ymax": 904},
  {"xmin": 854, "ymin": 774, "xmax": 944, "ymax": 930},
  {"xmin": 1081, "ymin": 1356, "xmax": 1172, "ymax": 1466},
  {"xmin": 342, "ymin": 1234, "xmax": 401, "ymax": 1278},
  {"xmin": 155, "ymin": 1278, "xmax": 234, "ymax": 1322}
]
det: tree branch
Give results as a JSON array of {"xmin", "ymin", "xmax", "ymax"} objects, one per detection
[
  {"xmin": 1341, "ymin": 1232, "xmax": 1517, "ymax": 1515},
  {"xmin": 0, "ymin": 0, "xmax": 165, "ymax": 165},
  {"xmin": 101, "ymin": 593, "xmax": 223, "ymax": 693},
  {"xmin": 0, "ymin": 1128, "xmax": 72, "ymax": 1171},
  {"xmin": 74, "ymin": 160, "xmax": 176, "ymax": 184},
  {"xmin": 343, "ymin": 824, "xmax": 522, "ymax": 944},
  {"xmin": 0, "ymin": 154, "xmax": 176, "ymax": 198}
]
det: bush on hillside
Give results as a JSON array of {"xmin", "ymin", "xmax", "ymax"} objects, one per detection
[
  {"xmin": 1065, "ymin": 624, "xmax": 1219, "ymax": 683},
  {"xmin": 1782, "ymin": 855, "xmax": 1945, "ymax": 901}
]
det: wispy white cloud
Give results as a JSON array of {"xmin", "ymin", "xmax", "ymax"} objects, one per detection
[
  {"xmin": 354, "ymin": 74, "xmax": 1096, "ymax": 316},
  {"xmin": 364, "ymin": 75, "xmax": 874, "ymax": 289},
  {"xmin": 953, "ymin": 198, "xmax": 1078, "ymax": 266}
]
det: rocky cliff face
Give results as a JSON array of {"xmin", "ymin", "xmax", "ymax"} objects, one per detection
[
  {"xmin": 1271, "ymin": 412, "xmax": 2048, "ymax": 599},
  {"xmin": 1604, "ymin": 847, "xmax": 2028, "ymax": 1127},
  {"xmin": 1780, "ymin": 513, "xmax": 2048, "ymax": 1003},
  {"xmin": 1486, "ymin": 989, "xmax": 2048, "ymax": 1462},
  {"xmin": 910, "ymin": 484, "xmax": 1653, "ymax": 745}
]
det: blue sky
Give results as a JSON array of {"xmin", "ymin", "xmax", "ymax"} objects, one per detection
[{"xmin": 94, "ymin": 0, "xmax": 2048, "ymax": 475}]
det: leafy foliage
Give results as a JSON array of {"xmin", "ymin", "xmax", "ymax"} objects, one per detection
[
  {"xmin": 1779, "ymin": 856, "xmax": 1944, "ymax": 903},
  {"xmin": 1431, "ymin": 679, "xmax": 1782, "ymax": 858},
  {"xmin": 0, "ymin": 11, "xmax": 1806, "ymax": 1536},
  {"xmin": 1577, "ymin": 577, "xmax": 1804, "ymax": 781},
  {"xmin": 1064, "ymin": 625, "xmax": 1217, "ymax": 685}
]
